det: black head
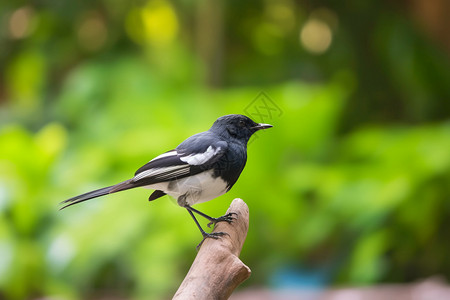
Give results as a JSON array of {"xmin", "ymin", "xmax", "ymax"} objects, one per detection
[{"xmin": 209, "ymin": 114, "xmax": 273, "ymax": 143}]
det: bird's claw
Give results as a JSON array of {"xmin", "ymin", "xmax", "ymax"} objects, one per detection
[
  {"xmin": 196, "ymin": 231, "xmax": 229, "ymax": 250},
  {"xmin": 207, "ymin": 212, "xmax": 237, "ymax": 228}
]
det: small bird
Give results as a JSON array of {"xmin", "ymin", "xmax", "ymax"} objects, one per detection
[{"xmin": 61, "ymin": 114, "xmax": 272, "ymax": 246}]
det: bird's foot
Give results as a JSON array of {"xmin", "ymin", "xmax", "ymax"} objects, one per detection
[
  {"xmin": 196, "ymin": 231, "xmax": 229, "ymax": 250},
  {"xmin": 207, "ymin": 212, "xmax": 237, "ymax": 228}
]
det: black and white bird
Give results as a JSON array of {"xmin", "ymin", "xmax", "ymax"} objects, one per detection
[{"xmin": 61, "ymin": 114, "xmax": 272, "ymax": 246}]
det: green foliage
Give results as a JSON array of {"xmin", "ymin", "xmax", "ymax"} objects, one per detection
[
  {"xmin": 2, "ymin": 66, "xmax": 450, "ymax": 297},
  {"xmin": 1, "ymin": 1, "xmax": 450, "ymax": 299}
]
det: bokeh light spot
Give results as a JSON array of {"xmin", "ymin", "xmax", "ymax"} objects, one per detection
[
  {"xmin": 8, "ymin": 6, "xmax": 35, "ymax": 39},
  {"xmin": 77, "ymin": 12, "xmax": 108, "ymax": 52},
  {"xmin": 126, "ymin": 0, "xmax": 178, "ymax": 47},
  {"xmin": 141, "ymin": 0, "xmax": 178, "ymax": 47},
  {"xmin": 300, "ymin": 18, "xmax": 333, "ymax": 54},
  {"xmin": 265, "ymin": 1, "xmax": 296, "ymax": 32}
]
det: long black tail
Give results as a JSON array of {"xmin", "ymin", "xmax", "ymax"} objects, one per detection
[{"xmin": 60, "ymin": 179, "xmax": 136, "ymax": 210}]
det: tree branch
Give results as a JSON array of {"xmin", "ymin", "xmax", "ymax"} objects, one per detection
[{"xmin": 173, "ymin": 198, "xmax": 251, "ymax": 300}]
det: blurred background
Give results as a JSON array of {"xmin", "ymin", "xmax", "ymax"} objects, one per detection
[{"xmin": 1, "ymin": 0, "xmax": 450, "ymax": 299}]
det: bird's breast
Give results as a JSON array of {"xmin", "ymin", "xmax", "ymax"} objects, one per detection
[{"xmin": 144, "ymin": 169, "xmax": 228, "ymax": 206}]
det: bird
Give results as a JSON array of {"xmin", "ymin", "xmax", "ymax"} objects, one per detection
[{"xmin": 60, "ymin": 114, "xmax": 272, "ymax": 247}]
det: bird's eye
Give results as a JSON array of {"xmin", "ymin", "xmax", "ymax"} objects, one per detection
[{"xmin": 239, "ymin": 120, "xmax": 245, "ymax": 127}]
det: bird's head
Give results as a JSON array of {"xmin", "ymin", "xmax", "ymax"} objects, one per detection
[{"xmin": 209, "ymin": 114, "xmax": 273, "ymax": 143}]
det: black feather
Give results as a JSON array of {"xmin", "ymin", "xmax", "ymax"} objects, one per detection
[
  {"xmin": 60, "ymin": 179, "xmax": 136, "ymax": 209},
  {"xmin": 149, "ymin": 190, "xmax": 166, "ymax": 201},
  {"xmin": 134, "ymin": 150, "xmax": 185, "ymax": 175}
]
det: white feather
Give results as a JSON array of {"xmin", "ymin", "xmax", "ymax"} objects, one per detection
[
  {"xmin": 143, "ymin": 169, "xmax": 228, "ymax": 206},
  {"xmin": 149, "ymin": 150, "xmax": 178, "ymax": 162},
  {"xmin": 179, "ymin": 146, "xmax": 221, "ymax": 165},
  {"xmin": 133, "ymin": 165, "xmax": 187, "ymax": 181}
]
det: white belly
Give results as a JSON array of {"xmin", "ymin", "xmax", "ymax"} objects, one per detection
[{"xmin": 144, "ymin": 169, "xmax": 228, "ymax": 206}]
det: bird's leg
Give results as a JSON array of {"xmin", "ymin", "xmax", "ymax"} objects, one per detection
[
  {"xmin": 185, "ymin": 205, "xmax": 237, "ymax": 228},
  {"xmin": 186, "ymin": 208, "xmax": 228, "ymax": 250}
]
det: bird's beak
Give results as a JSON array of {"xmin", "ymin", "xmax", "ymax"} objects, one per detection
[{"xmin": 252, "ymin": 123, "xmax": 273, "ymax": 130}]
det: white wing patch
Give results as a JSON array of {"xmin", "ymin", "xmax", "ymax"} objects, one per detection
[
  {"xmin": 179, "ymin": 146, "xmax": 221, "ymax": 165},
  {"xmin": 148, "ymin": 150, "xmax": 178, "ymax": 162},
  {"xmin": 133, "ymin": 165, "xmax": 189, "ymax": 181},
  {"xmin": 132, "ymin": 145, "xmax": 222, "ymax": 183}
]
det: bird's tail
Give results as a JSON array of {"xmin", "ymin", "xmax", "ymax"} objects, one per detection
[{"xmin": 59, "ymin": 179, "xmax": 136, "ymax": 210}]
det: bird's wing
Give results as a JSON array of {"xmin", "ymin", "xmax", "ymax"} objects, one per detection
[
  {"xmin": 131, "ymin": 136, "xmax": 228, "ymax": 186},
  {"xmin": 60, "ymin": 134, "xmax": 228, "ymax": 209}
]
